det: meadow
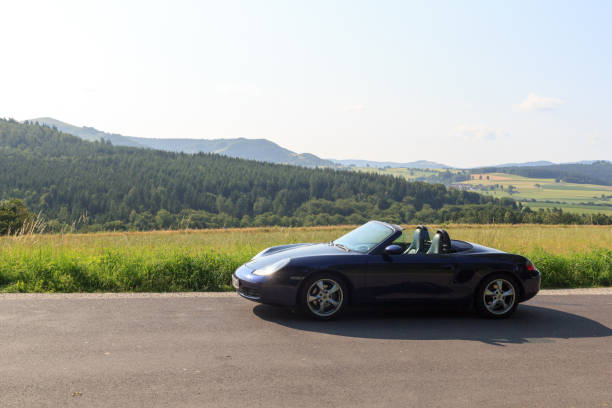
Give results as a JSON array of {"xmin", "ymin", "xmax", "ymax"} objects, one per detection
[
  {"xmin": 0, "ymin": 224, "xmax": 610, "ymax": 293},
  {"xmin": 462, "ymin": 172, "xmax": 612, "ymax": 215},
  {"xmin": 356, "ymin": 167, "xmax": 612, "ymax": 216}
]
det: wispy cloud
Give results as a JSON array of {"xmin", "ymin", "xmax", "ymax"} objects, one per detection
[
  {"xmin": 517, "ymin": 92, "xmax": 564, "ymax": 111},
  {"xmin": 454, "ymin": 125, "xmax": 508, "ymax": 142},
  {"xmin": 344, "ymin": 104, "xmax": 364, "ymax": 112}
]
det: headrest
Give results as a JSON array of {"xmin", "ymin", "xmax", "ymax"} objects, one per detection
[
  {"xmin": 405, "ymin": 225, "xmax": 431, "ymax": 254},
  {"xmin": 415, "ymin": 225, "xmax": 430, "ymax": 240},
  {"xmin": 426, "ymin": 229, "xmax": 451, "ymax": 254},
  {"xmin": 436, "ymin": 229, "xmax": 451, "ymax": 252}
]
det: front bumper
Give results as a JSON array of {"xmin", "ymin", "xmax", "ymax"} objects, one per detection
[{"xmin": 233, "ymin": 264, "xmax": 298, "ymax": 306}]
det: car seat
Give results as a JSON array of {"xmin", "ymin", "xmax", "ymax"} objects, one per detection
[{"xmin": 404, "ymin": 225, "xmax": 430, "ymax": 254}]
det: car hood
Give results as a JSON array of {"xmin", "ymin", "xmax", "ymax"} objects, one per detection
[{"xmin": 246, "ymin": 243, "xmax": 350, "ymax": 270}]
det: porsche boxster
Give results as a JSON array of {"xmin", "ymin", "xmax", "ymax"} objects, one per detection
[{"xmin": 232, "ymin": 221, "xmax": 540, "ymax": 319}]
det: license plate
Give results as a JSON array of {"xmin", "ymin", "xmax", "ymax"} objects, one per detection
[{"xmin": 232, "ymin": 275, "xmax": 239, "ymax": 289}]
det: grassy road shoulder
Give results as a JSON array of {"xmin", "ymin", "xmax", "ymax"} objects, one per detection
[{"xmin": 1, "ymin": 225, "xmax": 610, "ymax": 292}]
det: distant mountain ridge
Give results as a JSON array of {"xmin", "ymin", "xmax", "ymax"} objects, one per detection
[
  {"xmin": 28, "ymin": 117, "xmax": 334, "ymax": 167},
  {"xmin": 330, "ymin": 159, "xmax": 450, "ymax": 169},
  {"xmin": 26, "ymin": 118, "xmax": 605, "ymax": 171},
  {"xmin": 491, "ymin": 161, "xmax": 555, "ymax": 167},
  {"xmin": 489, "ymin": 160, "xmax": 602, "ymax": 168}
]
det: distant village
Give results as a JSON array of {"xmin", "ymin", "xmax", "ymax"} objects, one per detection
[{"xmin": 449, "ymin": 174, "xmax": 521, "ymax": 195}]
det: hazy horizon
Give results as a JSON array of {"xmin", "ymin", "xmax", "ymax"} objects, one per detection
[{"xmin": 2, "ymin": 0, "xmax": 610, "ymax": 167}]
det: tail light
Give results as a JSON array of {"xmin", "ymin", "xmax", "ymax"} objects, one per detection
[{"xmin": 526, "ymin": 260, "xmax": 536, "ymax": 271}]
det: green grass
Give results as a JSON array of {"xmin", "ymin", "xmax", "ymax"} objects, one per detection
[
  {"xmin": 351, "ymin": 168, "xmax": 612, "ymax": 215},
  {"xmin": 521, "ymin": 201, "xmax": 612, "ymax": 215},
  {"xmin": 0, "ymin": 250, "xmax": 247, "ymax": 292},
  {"xmin": 463, "ymin": 172, "xmax": 612, "ymax": 215},
  {"xmin": 1, "ymin": 225, "xmax": 610, "ymax": 292},
  {"xmin": 527, "ymin": 249, "xmax": 611, "ymax": 288}
]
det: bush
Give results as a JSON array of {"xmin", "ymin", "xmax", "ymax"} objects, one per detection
[{"xmin": 0, "ymin": 199, "xmax": 32, "ymax": 235}]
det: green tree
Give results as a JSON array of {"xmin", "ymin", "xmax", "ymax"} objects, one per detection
[
  {"xmin": 0, "ymin": 199, "xmax": 32, "ymax": 235},
  {"xmin": 155, "ymin": 209, "xmax": 175, "ymax": 229}
]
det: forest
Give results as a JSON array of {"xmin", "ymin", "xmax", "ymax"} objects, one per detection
[{"xmin": 0, "ymin": 119, "xmax": 610, "ymax": 234}]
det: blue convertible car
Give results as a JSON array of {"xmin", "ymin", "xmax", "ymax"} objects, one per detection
[{"xmin": 233, "ymin": 221, "xmax": 540, "ymax": 319}]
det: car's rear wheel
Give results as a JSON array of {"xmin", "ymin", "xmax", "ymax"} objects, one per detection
[
  {"xmin": 475, "ymin": 274, "xmax": 519, "ymax": 319},
  {"xmin": 299, "ymin": 275, "xmax": 347, "ymax": 320}
]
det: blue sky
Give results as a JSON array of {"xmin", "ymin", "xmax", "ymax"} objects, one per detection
[{"xmin": 1, "ymin": 0, "xmax": 610, "ymax": 167}]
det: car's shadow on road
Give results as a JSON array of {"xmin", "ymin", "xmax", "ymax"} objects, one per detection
[{"xmin": 252, "ymin": 304, "xmax": 612, "ymax": 346}]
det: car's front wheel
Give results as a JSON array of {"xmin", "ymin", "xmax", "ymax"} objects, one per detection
[
  {"xmin": 299, "ymin": 275, "xmax": 347, "ymax": 320},
  {"xmin": 475, "ymin": 274, "xmax": 519, "ymax": 318}
]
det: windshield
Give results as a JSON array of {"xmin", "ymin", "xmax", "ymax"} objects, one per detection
[{"xmin": 333, "ymin": 221, "xmax": 395, "ymax": 253}]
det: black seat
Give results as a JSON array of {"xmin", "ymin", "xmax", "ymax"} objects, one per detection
[
  {"xmin": 427, "ymin": 229, "xmax": 451, "ymax": 254},
  {"xmin": 404, "ymin": 225, "xmax": 430, "ymax": 254}
]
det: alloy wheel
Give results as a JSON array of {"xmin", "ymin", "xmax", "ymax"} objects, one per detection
[
  {"xmin": 483, "ymin": 278, "xmax": 516, "ymax": 315},
  {"xmin": 306, "ymin": 278, "xmax": 344, "ymax": 317}
]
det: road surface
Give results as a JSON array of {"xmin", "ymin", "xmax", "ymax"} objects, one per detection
[{"xmin": 1, "ymin": 290, "xmax": 611, "ymax": 407}]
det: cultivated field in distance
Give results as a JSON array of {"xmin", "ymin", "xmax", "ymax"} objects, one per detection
[
  {"xmin": 356, "ymin": 167, "xmax": 612, "ymax": 216},
  {"xmin": 460, "ymin": 173, "xmax": 612, "ymax": 215},
  {"xmin": 0, "ymin": 224, "xmax": 610, "ymax": 293}
]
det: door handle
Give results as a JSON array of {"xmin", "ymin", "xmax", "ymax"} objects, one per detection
[{"xmin": 442, "ymin": 264, "xmax": 455, "ymax": 270}]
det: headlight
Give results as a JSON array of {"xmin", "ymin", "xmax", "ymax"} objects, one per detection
[{"xmin": 252, "ymin": 258, "xmax": 290, "ymax": 276}]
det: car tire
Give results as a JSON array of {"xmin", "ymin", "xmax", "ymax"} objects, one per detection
[
  {"xmin": 299, "ymin": 274, "xmax": 348, "ymax": 320},
  {"xmin": 475, "ymin": 273, "xmax": 519, "ymax": 319}
]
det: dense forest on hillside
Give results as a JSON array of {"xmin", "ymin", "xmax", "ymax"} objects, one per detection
[
  {"xmin": 0, "ymin": 119, "xmax": 609, "ymax": 233},
  {"xmin": 473, "ymin": 161, "xmax": 612, "ymax": 185}
]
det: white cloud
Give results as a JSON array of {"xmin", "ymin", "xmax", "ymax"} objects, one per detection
[
  {"xmin": 454, "ymin": 125, "xmax": 508, "ymax": 142},
  {"xmin": 517, "ymin": 92, "xmax": 564, "ymax": 111},
  {"xmin": 344, "ymin": 104, "xmax": 364, "ymax": 112}
]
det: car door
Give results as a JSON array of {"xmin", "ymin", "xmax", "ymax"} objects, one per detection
[{"xmin": 366, "ymin": 252, "xmax": 458, "ymax": 302}]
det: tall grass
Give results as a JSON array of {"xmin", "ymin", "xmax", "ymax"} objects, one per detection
[
  {"xmin": 528, "ymin": 249, "xmax": 611, "ymax": 288},
  {"xmin": 1, "ymin": 225, "xmax": 610, "ymax": 292},
  {"xmin": 0, "ymin": 250, "xmax": 249, "ymax": 292}
]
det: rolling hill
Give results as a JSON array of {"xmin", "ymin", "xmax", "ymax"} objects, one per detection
[
  {"xmin": 491, "ymin": 160, "xmax": 601, "ymax": 167},
  {"xmin": 3, "ymin": 118, "xmax": 542, "ymax": 231},
  {"xmin": 330, "ymin": 159, "xmax": 450, "ymax": 169},
  {"xmin": 492, "ymin": 161, "xmax": 555, "ymax": 167},
  {"xmin": 461, "ymin": 172, "xmax": 612, "ymax": 216},
  {"xmin": 2, "ymin": 119, "xmax": 610, "ymax": 230},
  {"xmin": 472, "ymin": 161, "xmax": 612, "ymax": 186},
  {"xmin": 28, "ymin": 118, "xmax": 458, "ymax": 170},
  {"xmin": 28, "ymin": 117, "xmax": 334, "ymax": 167}
]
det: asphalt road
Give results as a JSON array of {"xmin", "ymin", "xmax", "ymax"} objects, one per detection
[{"xmin": 1, "ymin": 292, "xmax": 611, "ymax": 408}]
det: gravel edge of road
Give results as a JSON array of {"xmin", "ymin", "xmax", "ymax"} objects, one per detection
[{"xmin": 0, "ymin": 287, "xmax": 611, "ymax": 299}]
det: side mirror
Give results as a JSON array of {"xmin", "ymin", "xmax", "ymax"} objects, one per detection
[{"xmin": 384, "ymin": 244, "xmax": 403, "ymax": 255}]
